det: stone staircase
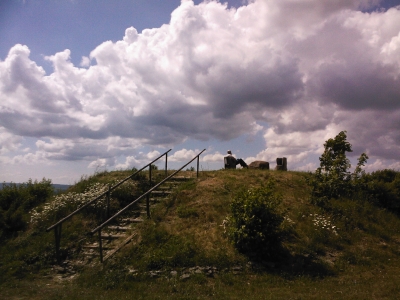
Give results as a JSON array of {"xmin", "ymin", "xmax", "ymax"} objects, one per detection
[{"xmin": 78, "ymin": 176, "xmax": 191, "ymax": 264}]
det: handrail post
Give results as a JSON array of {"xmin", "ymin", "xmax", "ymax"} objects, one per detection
[
  {"xmin": 54, "ymin": 224, "xmax": 62, "ymax": 264},
  {"xmin": 165, "ymin": 152, "xmax": 168, "ymax": 177},
  {"xmin": 106, "ymin": 185, "xmax": 111, "ymax": 220},
  {"xmin": 146, "ymin": 193, "xmax": 150, "ymax": 218},
  {"xmin": 147, "ymin": 164, "xmax": 152, "ymax": 218},
  {"xmin": 197, "ymin": 155, "xmax": 200, "ymax": 178},
  {"xmin": 98, "ymin": 229, "xmax": 103, "ymax": 263}
]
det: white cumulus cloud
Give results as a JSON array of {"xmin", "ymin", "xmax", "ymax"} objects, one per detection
[{"xmin": 1, "ymin": 0, "xmax": 400, "ymax": 177}]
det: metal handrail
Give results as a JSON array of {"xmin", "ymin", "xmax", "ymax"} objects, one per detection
[
  {"xmin": 91, "ymin": 149, "xmax": 206, "ymax": 235},
  {"xmin": 46, "ymin": 149, "xmax": 171, "ymax": 263},
  {"xmin": 46, "ymin": 149, "xmax": 171, "ymax": 232},
  {"xmin": 91, "ymin": 149, "xmax": 206, "ymax": 262}
]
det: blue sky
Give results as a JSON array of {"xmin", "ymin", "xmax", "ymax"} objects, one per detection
[
  {"xmin": 0, "ymin": 0, "xmax": 244, "ymax": 71},
  {"xmin": 1, "ymin": 0, "xmax": 400, "ymax": 184}
]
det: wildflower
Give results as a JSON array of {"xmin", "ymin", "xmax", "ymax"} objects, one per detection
[{"xmin": 30, "ymin": 182, "xmax": 111, "ymax": 224}]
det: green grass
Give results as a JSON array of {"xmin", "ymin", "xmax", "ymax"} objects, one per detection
[{"xmin": 1, "ymin": 169, "xmax": 400, "ymax": 299}]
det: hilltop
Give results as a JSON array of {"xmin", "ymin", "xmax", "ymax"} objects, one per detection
[{"xmin": 1, "ymin": 168, "xmax": 400, "ymax": 299}]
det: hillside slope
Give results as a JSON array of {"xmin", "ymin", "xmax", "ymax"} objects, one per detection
[{"xmin": 1, "ymin": 169, "xmax": 400, "ymax": 299}]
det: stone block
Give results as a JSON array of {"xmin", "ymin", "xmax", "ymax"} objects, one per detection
[
  {"xmin": 275, "ymin": 157, "xmax": 287, "ymax": 171},
  {"xmin": 248, "ymin": 161, "xmax": 270, "ymax": 170}
]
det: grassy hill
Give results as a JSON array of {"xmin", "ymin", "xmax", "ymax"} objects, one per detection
[{"xmin": 1, "ymin": 169, "xmax": 400, "ymax": 299}]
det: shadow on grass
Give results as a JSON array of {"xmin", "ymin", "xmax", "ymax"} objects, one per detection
[{"xmin": 244, "ymin": 245, "xmax": 335, "ymax": 279}]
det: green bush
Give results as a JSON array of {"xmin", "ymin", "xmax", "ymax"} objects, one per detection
[
  {"xmin": 225, "ymin": 181, "xmax": 284, "ymax": 259},
  {"xmin": 0, "ymin": 179, "xmax": 53, "ymax": 241},
  {"xmin": 361, "ymin": 169, "xmax": 400, "ymax": 213}
]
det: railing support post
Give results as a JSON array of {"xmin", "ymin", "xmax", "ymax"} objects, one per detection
[
  {"xmin": 147, "ymin": 164, "xmax": 152, "ymax": 218},
  {"xmin": 54, "ymin": 224, "xmax": 62, "ymax": 264},
  {"xmin": 146, "ymin": 193, "xmax": 150, "ymax": 218},
  {"xmin": 98, "ymin": 229, "xmax": 103, "ymax": 263},
  {"xmin": 165, "ymin": 153, "xmax": 168, "ymax": 177},
  {"xmin": 106, "ymin": 185, "xmax": 111, "ymax": 219},
  {"xmin": 197, "ymin": 156, "xmax": 200, "ymax": 178},
  {"xmin": 149, "ymin": 164, "xmax": 152, "ymax": 186}
]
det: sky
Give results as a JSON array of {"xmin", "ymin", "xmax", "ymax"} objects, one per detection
[{"xmin": 1, "ymin": 0, "xmax": 400, "ymax": 184}]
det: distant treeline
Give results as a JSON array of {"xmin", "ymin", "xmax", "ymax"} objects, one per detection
[{"xmin": 1, "ymin": 182, "xmax": 70, "ymax": 192}]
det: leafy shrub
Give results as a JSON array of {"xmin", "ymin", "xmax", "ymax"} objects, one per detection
[
  {"xmin": 0, "ymin": 179, "xmax": 53, "ymax": 240},
  {"xmin": 361, "ymin": 169, "xmax": 400, "ymax": 213},
  {"xmin": 224, "ymin": 181, "xmax": 284, "ymax": 258},
  {"xmin": 110, "ymin": 181, "xmax": 138, "ymax": 208}
]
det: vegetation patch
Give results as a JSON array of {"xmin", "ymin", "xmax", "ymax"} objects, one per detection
[
  {"xmin": 224, "ymin": 181, "xmax": 284, "ymax": 260},
  {"xmin": 1, "ymin": 139, "xmax": 400, "ymax": 299}
]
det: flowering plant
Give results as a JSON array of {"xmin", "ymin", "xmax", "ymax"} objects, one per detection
[
  {"xmin": 310, "ymin": 214, "xmax": 339, "ymax": 236},
  {"xmin": 30, "ymin": 182, "xmax": 110, "ymax": 225}
]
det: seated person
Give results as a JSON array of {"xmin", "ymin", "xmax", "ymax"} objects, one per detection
[{"xmin": 224, "ymin": 150, "xmax": 248, "ymax": 169}]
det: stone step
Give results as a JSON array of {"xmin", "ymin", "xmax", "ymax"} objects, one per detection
[
  {"xmin": 149, "ymin": 198, "xmax": 162, "ymax": 202},
  {"xmin": 82, "ymin": 251, "xmax": 98, "ymax": 256},
  {"xmin": 82, "ymin": 245, "xmax": 113, "ymax": 250},
  {"xmin": 168, "ymin": 176, "xmax": 191, "ymax": 181},
  {"xmin": 138, "ymin": 196, "xmax": 163, "ymax": 203},
  {"xmin": 103, "ymin": 232, "xmax": 138, "ymax": 262},
  {"xmin": 120, "ymin": 217, "xmax": 144, "ymax": 223},
  {"xmin": 82, "ymin": 250, "xmax": 115, "ymax": 256},
  {"xmin": 157, "ymin": 187, "xmax": 172, "ymax": 191},
  {"xmin": 101, "ymin": 234, "xmax": 126, "ymax": 240},
  {"xmin": 151, "ymin": 190, "xmax": 172, "ymax": 195},
  {"xmin": 107, "ymin": 226, "xmax": 129, "ymax": 231},
  {"xmin": 75, "ymin": 176, "xmax": 189, "ymax": 263}
]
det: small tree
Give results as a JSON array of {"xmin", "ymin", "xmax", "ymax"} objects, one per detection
[
  {"xmin": 310, "ymin": 131, "xmax": 368, "ymax": 205},
  {"xmin": 319, "ymin": 131, "xmax": 352, "ymax": 178}
]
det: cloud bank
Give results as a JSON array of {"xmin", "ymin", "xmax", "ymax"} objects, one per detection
[{"xmin": 1, "ymin": 0, "xmax": 400, "ymax": 175}]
